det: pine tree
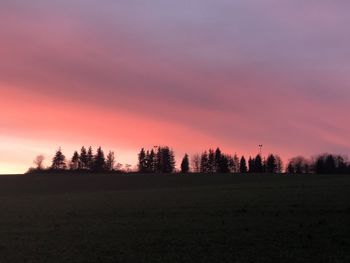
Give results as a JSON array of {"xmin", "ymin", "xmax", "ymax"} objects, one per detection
[
  {"xmin": 93, "ymin": 147, "xmax": 106, "ymax": 172},
  {"xmin": 87, "ymin": 147, "xmax": 94, "ymax": 170},
  {"xmin": 200, "ymin": 151, "xmax": 209, "ymax": 173},
  {"xmin": 266, "ymin": 154, "xmax": 277, "ymax": 173},
  {"xmin": 162, "ymin": 147, "xmax": 175, "ymax": 173},
  {"xmin": 219, "ymin": 154, "xmax": 230, "ymax": 173},
  {"xmin": 227, "ymin": 155, "xmax": 235, "ymax": 173},
  {"xmin": 70, "ymin": 151, "xmax": 80, "ymax": 170},
  {"xmin": 51, "ymin": 148, "xmax": 67, "ymax": 170},
  {"xmin": 315, "ymin": 156, "xmax": 325, "ymax": 174},
  {"xmin": 240, "ymin": 156, "xmax": 247, "ymax": 173},
  {"xmin": 181, "ymin": 154, "xmax": 190, "ymax": 173},
  {"xmin": 138, "ymin": 148, "xmax": 147, "ymax": 173},
  {"xmin": 214, "ymin": 147, "xmax": 222, "ymax": 173},
  {"xmin": 233, "ymin": 154, "xmax": 240, "ymax": 173},
  {"xmin": 79, "ymin": 146, "xmax": 88, "ymax": 169},
  {"xmin": 208, "ymin": 149, "xmax": 215, "ymax": 173},
  {"xmin": 155, "ymin": 147, "xmax": 162, "ymax": 173},
  {"xmin": 254, "ymin": 155, "xmax": 263, "ymax": 173},
  {"xmin": 248, "ymin": 157, "xmax": 254, "ymax": 173},
  {"xmin": 325, "ymin": 154, "xmax": 336, "ymax": 174},
  {"xmin": 148, "ymin": 149, "xmax": 155, "ymax": 173},
  {"xmin": 169, "ymin": 149, "xmax": 176, "ymax": 173}
]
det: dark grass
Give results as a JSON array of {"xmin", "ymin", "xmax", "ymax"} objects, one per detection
[{"xmin": 0, "ymin": 173, "xmax": 349, "ymax": 262}]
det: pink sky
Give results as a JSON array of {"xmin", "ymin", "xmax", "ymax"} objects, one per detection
[{"xmin": 1, "ymin": 1, "xmax": 350, "ymax": 173}]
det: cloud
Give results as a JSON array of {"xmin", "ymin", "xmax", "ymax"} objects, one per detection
[{"xmin": 0, "ymin": 0, "xmax": 349, "ymax": 172}]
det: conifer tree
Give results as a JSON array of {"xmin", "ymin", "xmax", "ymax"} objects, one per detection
[
  {"xmin": 248, "ymin": 157, "xmax": 254, "ymax": 173},
  {"xmin": 162, "ymin": 147, "xmax": 175, "ymax": 173},
  {"xmin": 87, "ymin": 146, "xmax": 94, "ymax": 170},
  {"xmin": 51, "ymin": 148, "xmax": 67, "ymax": 170},
  {"xmin": 227, "ymin": 155, "xmax": 235, "ymax": 173},
  {"xmin": 155, "ymin": 147, "xmax": 162, "ymax": 173},
  {"xmin": 138, "ymin": 148, "xmax": 147, "ymax": 173},
  {"xmin": 181, "ymin": 154, "xmax": 190, "ymax": 173},
  {"xmin": 208, "ymin": 149, "xmax": 215, "ymax": 173},
  {"xmin": 148, "ymin": 149, "xmax": 155, "ymax": 173},
  {"xmin": 254, "ymin": 154, "xmax": 263, "ymax": 173},
  {"xmin": 219, "ymin": 154, "xmax": 230, "ymax": 173},
  {"xmin": 200, "ymin": 151, "xmax": 209, "ymax": 173},
  {"xmin": 214, "ymin": 147, "xmax": 222, "ymax": 173},
  {"xmin": 70, "ymin": 151, "xmax": 80, "ymax": 170},
  {"xmin": 240, "ymin": 156, "xmax": 247, "ymax": 173},
  {"xmin": 79, "ymin": 146, "xmax": 88, "ymax": 169},
  {"xmin": 93, "ymin": 147, "xmax": 106, "ymax": 172},
  {"xmin": 266, "ymin": 154, "xmax": 277, "ymax": 173}
]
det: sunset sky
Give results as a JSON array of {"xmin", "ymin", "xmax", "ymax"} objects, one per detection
[{"xmin": 1, "ymin": 1, "xmax": 350, "ymax": 174}]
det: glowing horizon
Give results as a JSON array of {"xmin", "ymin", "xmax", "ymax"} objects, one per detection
[{"xmin": 1, "ymin": 1, "xmax": 350, "ymax": 174}]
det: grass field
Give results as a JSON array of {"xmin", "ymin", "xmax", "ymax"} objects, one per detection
[{"xmin": 0, "ymin": 173, "xmax": 349, "ymax": 263}]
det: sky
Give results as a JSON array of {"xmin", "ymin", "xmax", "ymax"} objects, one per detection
[{"xmin": 1, "ymin": 0, "xmax": 350, "ymax": 173}]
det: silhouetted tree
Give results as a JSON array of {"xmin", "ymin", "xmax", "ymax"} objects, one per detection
[
  {"xmin": 313, "ymin": 154, "xmax": 345, "ymax": 174},
  {"xmin": 227, "ymin": 155, "xmax": 235, "ymax": 173},
  {"xmin": 33, "ymin": 155, "xmax": 45, "ymax": 170},
  {"xmin": 219, "ymin": 154, "xmax": 230, "ymax": 173},
  {"xmin": 266, "ymin": 154, "xmax": 277, "ymax": 173},
  {"xmin": 325, "ymin": 155, "xmax": 336, "ymax": 174},
  {"xmin": 70, "ymin": 151, "xmax": 80, "ymax": 170},
  {"xmin": 214, "ymin": 147, "xmax": 222, "ymax": 172},
  {"xmin": 148, "ymin": 149, "xmax": 156, "ymax": 172},
  {"xmin": 93, "ymin": 147, "xmax": 106, "ymax": 172},
  {"xmin": 240, "ymin": 156, "xmax": 247, "ymax": 173},
  {"xmin": 275, "ymin": 155, "xmax": 284, "ymax": 173},
  {"xmin": 138, "ymin": 148, "xmax": 147, "ymax": 173},
  {"xmin": 87, "ymin": 147, "xmax": 94, "ymax": 170},
  {"xmin": 248, "ymin": 157, "xmax": 254, "ymax": 173},
  {"xmin": 232, "ymin": 154, "xmax": 240, "ymax": 173},
  {"xmin": 200, "ymin": 151, "xmax": 209, "ymax": 173},
  {"xmin": 286, "ymin": 156, "xmax": 310, "ymax": 174},
  {"xmin": 51, "ymin": 148, "xmax": 66, "ymax": 170},
  {"xmin": 106, "ymin": 151, "xmax": 116, "ymax": 171},
  {"xmin": 315, "ymin": 156, "xmax": 325, "ymax": 174},
  {"xmin": 181, "ymin": 154, "xmax": 190, "ymax": 174},
  {"xmin": 336, "ymin": 156, "xmax": 347, "ymax": 174},
  {"xmin": 191, "ymin": 154, "xmax": 201, "ymax": 173},
  {"xmin": 254, "ymin": 154, "xmax": 263, "ymax": 173},
  {"xmin": 163, "ymin": 147, "xmax": 176, "ymax": 173},
  {"xmin": 79, "ymin": 147, "xmax": 88, "ymax": 169},
  {"xmin": 208, "ymin": 149, "xmax": 215, "ymax": 173},
  {"xmin": 155, "ymin": 147, "xmax": 162, "ymax": 173},
  {"xmin": 151, "ymin": 146, "xmax": 175, "ymax": 173}
]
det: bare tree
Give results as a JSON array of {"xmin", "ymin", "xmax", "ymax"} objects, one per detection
[
  {"xmin": 106, "ymin": 151, "xmax": 116, "ymax": 171},
  {"xmin": 191, "ymin": 153, "xmax": 200, "ymax": 173},
  {"xmin": 33, "ymin": 155, "xmax": 45, "ymax": 170},
  {"xmin": 115, "ymin": 163, "xmax": 123, "ymax": 171},
  {"xmin": 275, "ymin": 155, "xmax": 284, "ymax": 173},
  {"xmin": 125, "ymin": 164, "xmax": 132, "ymax": 172}
]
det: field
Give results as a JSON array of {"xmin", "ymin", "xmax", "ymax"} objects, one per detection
[{"xmin": 0, "ymin": 173, "xmax": 349, "ymax": 263}]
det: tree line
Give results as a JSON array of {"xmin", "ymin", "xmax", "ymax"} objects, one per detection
[
  {"xmin": 28, "ymin": 146, "xmax": 350, "ymax": 175},
  {"xmin": 29, "ymin": 146, "xmax": 118, "ymax": 173}
]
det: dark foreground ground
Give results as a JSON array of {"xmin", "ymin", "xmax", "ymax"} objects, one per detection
[{"xmin": 0, "ymin": 174, "xmax": 349, "ymax": 263}]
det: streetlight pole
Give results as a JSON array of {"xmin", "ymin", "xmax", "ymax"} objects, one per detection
[{"xmin": 258, "ymin": 144, "xmax": 263, "ymax": 156}]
